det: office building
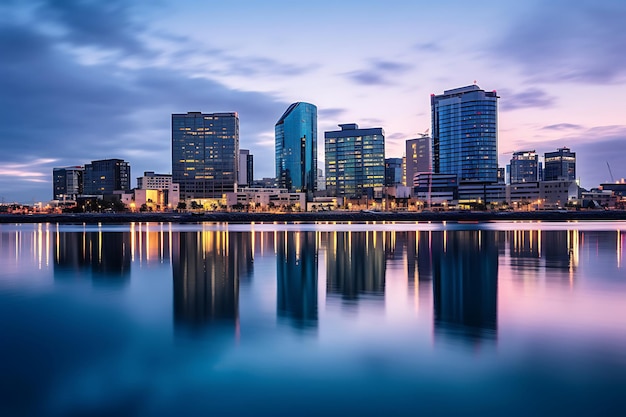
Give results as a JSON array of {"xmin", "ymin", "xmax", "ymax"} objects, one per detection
[
  {"xmin": 431, "ymin": 85, "xmax": 499, "ymax": 182},
  {"xmin": 510, "ymin": 150, "xmax": 539, "ymax": 183},
  {"xmin": 385, "ymin": 158, "xmax": 403, "ymax": 187},
  {"xmin": 53, "ymin": 166, "xmax": 84, "ymax": 200},
  {"xmin": 405, "ymin": 136, "xmax": 431, "ymax": 186},
  {"xmin": 83, "ymin": 159, "xmax": 130, "ymax": 195},
  {"xmin": 275, "ymin": 102, "xmax": 317, "ymax": 196},
  {"xmin": 135, "ymin": 172, "xmax": 179, "ymax": 210},
  {"xmin": 172, "ymin": 112, "xmax": 239, "ymax": 200},
  {"xmin": 238, "ymin": 149, "xmax": 254, "ymax": 187},
  {"xmin": 325, "ymin": 123, "xmax": 385, "ymax": 198},
  {"xmin": 316, "ymin": 168, "xmax": 326, "ymax": 191},
  {"xmin": 544, "ymin": 147, "xmax": 576, "ymax": 181},
  {"xmin": 137, "ymin": 171, "xmax": 172, "ymax": 190}
]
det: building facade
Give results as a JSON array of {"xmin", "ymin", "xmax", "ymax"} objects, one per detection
[
  {"xmin": 510, "ymin": 150, "xmax": 539, "ymax": 183},
  {"xmin": 238, "ymin": 149, "xmax": 254, "ymax": 188},
  {"xmin": 544, "ymin": 147, "xmax": 576, "ymax": 181},
  {"xmin": 325, "ymin": 123, "xmax": 385, "ymax": 199},
  {"xmin": 275, "ymin": 102, "xmax": 317, "ymax": 196},
  {"xmin": 431, "ymin": 85, "xmax": 499, "ymax": 182},
  {"xmin": 53, "ymin": 166, "xmax": 84, "ymax": 200},
  {"xmin": 83, "ymin": 159, "xmax": 130, "ymax": 195},
  {"xmin": 137, "ymin": 171, "xmax": 172, "ymax": 190},
  {"xmin": 385, "ymin": 158, "xmax": 403, "ymax": 187},
  {"xmin": 405, "ymin": 136, "xmax": 431, "ymax": 186},
  {"xmin": 172, "ymin": 112, "xmax": 239, "ymax": 200}
]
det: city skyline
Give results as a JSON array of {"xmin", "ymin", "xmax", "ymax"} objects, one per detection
[{"xmin": 1, "ymin": 0, "xmax": 626, "ymax": 202}]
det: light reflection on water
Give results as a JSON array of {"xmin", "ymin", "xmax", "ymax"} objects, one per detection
[{"xmin": 0, "ymin": 221, "xmax": 625, "ymax": 416}]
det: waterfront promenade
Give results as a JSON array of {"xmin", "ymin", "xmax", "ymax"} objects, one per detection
[{"xmin": 1, "ymin": 210, "xmax": 625, "ymax": 224}]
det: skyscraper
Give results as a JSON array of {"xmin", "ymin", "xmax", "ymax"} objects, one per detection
[
  {"xmin": 509, "ymin": 150, "xmax": 539, "ymax": 183},
  {"xmin": 325, "ymin": 123, "xmax": 385, "ymax": 198},
  {"xmin": 431, "ymin": 85, "xmax": 499, "ymax": 182},
  {"xmin": 405, "ymin": 136, "xmax": 431, "ymax": 187},
  {"xmin": 544, "ymin": 147, "xmax": 576, "ymax": 181},
  {"xmin": 83, "ymin": 159, "xmax": 130, "ymax": 195},
  {"xmin": 275, "ymin": 102, "xmax": 317, "ymax": 196},
  {"xmin": 238, "ymin": 149, "xmax": 254, "ymax": 187},
  {"xmin": 52, "ymin": 166, "xmax": 83, "ymax": 200},
  {"xmin": 172, "ymin": 112, "xmax": 239, "ymax": 200},
  {"xmin": 385, "ymin": 158, "xmax": 403, "ymax": 187}
]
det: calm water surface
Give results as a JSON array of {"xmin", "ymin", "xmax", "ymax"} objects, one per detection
[{"xmin": 1, "ymin": 221, "xmax": 625, "ymax": 416}]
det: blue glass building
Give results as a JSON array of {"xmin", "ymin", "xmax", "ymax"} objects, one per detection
[
  {"xmin": 544, "ymin": 147, "xmax": 576, "ymax": 181},
  {"xmin": 431, "ymin": 85, "xmax": 499, "ymax": 183},
  {"xmin": 83, "ymin": 159, "xmax": 130, "ymax": 195},
  {"xmin": 172, "ymin": 112, "xmax": 239, "ymax": 200},
  {"xmin": 325, "ymin": 123, "xmax": 385, "ymax": 198},
  {"xmin": 275, "ymin": 102, "xmax": 317, "ymax": 196}
]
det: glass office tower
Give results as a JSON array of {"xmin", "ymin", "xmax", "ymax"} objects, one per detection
[
  {"xmin": 405, "ymin": 136, "xmax": 431, "ymax": 187},
  {"xmin": 509, "ymin": 150, "xmax": 539, "ymax": 183},
  {"xmin": 544, "ymin": 147, "xmax": 576, "ymax": 181},
  {"xmin": 53, "ymin": 166, "xmax": 84, "ymax": 200},
  {"xmin": 431, "ymin": 85, "xmax": 499, "ymax": 182},
  {"xmin": 172, "ymin": 112, "xmax": 239, "ymax": 200},
  {"xmin": 275, "ymin": 102, "xmax": 317, "ymax": 196},
  {"xmin": 325, "ymin": 123, "xmax": 385, "ymax": 198},
  {"xmin": 83, "ymin": 159, "xmax": 130, "ymax": 195}
]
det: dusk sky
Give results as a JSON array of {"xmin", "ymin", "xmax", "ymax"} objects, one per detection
[{"xmin": 1, "ymin": 0, "xmax": 625, "ymax": 203}]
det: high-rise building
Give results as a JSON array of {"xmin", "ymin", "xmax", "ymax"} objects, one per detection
[
  {"xmin": 405, "ymin": 136, "xmax": 431, "ymax": 187},
  {"xmin": 431, "ymin": 85, "xmax": 499, "ymax": 182},
  {"xmin": 83, "ymin": 159, "xmax": 130, "ymax": 195},
  {"xmin": 385, "ymin": 158, "xmax": 403, "ymax": 187},
  {"xmin": 53, "ymin": 166, "xmax": 84, "ymax": 200},
  {"xmin": 172, "ymin": 112, "xmax": 239, "ymax": 200},
  {"xmin": 275, "ymin": 102, "xmax": 317, "ymax": 196},
  {"xmin": 325, "ymin": 123, "xmax": 385, "ymax": 198},
  {"xmin": 510, "ymin": 150, "xmax": 539, "ymax": 183},
  {"xmin": 316, "ymin": 168, "xmax": 326, "ymax": 191},
  {"xmin": 544, "ymin": 147, "xmax": 576, "ymax": 181},
  {"xmin": 238, "ymin": 149, "xmax": 254, "ymax": 187}
]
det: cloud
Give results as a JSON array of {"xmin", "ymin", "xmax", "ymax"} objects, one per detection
[
  {"xmin": 0, "ymin": 3, "xmax": 289, "ymax": 202},
  {"xmin": 318, "ymin": 108, "xmax": 347, "ymax": 119},
  {"xmin": 499, "ymin": 88, "xmax": 556, "ymax": 111},
  {"xmin": 542, "ymin": 124, "xmax": 584, "ymax": 131},
  {"xmin": 345, "ymin": 59, "xmax": 411, "ymax": 86},
  {"xmin": 413, "ymin": 42, "xmax": 441, "ymax": 52},
  {"xmin": 387, "ymin": 133, "xmax": 409, "ymax": 141},
  {"xmin": 35, "ymin": 0, "xmax": 151, "ymax": 56},
  {"xmin": 494, "ymin": 0, "xmax": 626, "ymax": 84}
]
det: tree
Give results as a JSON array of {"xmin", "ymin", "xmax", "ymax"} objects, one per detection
[{"xmin": 176, "ymin": 202, "xmax": 187, "ymax": 211}]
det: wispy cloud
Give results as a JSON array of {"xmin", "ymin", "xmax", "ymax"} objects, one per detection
[
  {"xmin": 345, "ymin": 59, "xmax": 412, "ymax": 86},
  {"xmin": 499, "ymin": 88, "xmax": 556, "ymax": 111},
  {"xmin": 542, "ymin": 123, "xmax": 584, "ymax": 131},
  {"xmin": 493, "ymin": 0, "xmax": 626, "ymax": 84}
]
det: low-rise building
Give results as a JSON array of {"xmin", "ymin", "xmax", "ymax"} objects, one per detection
[{"xmin": 225, "ymin": 187, "xmax": 305, "ymax": 211}]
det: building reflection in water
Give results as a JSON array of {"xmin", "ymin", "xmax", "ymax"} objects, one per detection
[
  {"xmin": 171, "ymin": 231, "xmax": 253, "ymax": 332},
  {"xmin": 276, "ymin": 231, "xmax": 318, "ymax": 330},
  {"xmin": 432, "ymin": 230, "xmax": 499, "ymax": 345},
  {"xmin": 324, "ymin": 231, "xmax": 385, "ymax": 308},
  {"xmin": 54, "ymin": 231, "xmax": 131, "ymax": 286},
  {"xmin": 507, "ymin": 229, "xmax": 580, "ymax": 283}
]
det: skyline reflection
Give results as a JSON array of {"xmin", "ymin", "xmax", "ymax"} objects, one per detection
[
  {"xmin": 432, "ymin": 230, "xmax": 500, "ymax": 345},
  {"xmin": 3, "ymin": 222, "xmax": 621, "ymax": 345}
]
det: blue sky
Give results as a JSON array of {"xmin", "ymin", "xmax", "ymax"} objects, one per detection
[{"xmin": 1, "ymin": 0, "xmax": 625, "ymax": 202}]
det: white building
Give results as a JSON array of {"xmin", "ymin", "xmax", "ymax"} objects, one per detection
[{"xmin": 225, "ymin": 187, "xmax": 305, "ymax": 211}]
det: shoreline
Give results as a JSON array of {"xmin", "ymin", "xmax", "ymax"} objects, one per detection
[{"xmin": 1, "ymin": 210, "xmax": 626, "ymax": 224}]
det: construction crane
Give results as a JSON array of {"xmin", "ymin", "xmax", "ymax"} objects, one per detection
[{"xmin": 607, "ymin": 161, "xmax": 615, "ymax": 183}]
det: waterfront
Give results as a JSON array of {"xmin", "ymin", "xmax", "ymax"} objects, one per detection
[{"xmin": 1, "ymin": 221, "xmax": 625, "ymax": 416}]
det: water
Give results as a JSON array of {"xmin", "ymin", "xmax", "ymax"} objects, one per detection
[{"xmin": 1, "ymin": 221, "xmax": 625, "ymax": 416}]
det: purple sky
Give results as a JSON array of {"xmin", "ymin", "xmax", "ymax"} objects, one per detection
[{"xmin": 1, "ymin": 0, "xmax": 625, "ymax": 203}]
